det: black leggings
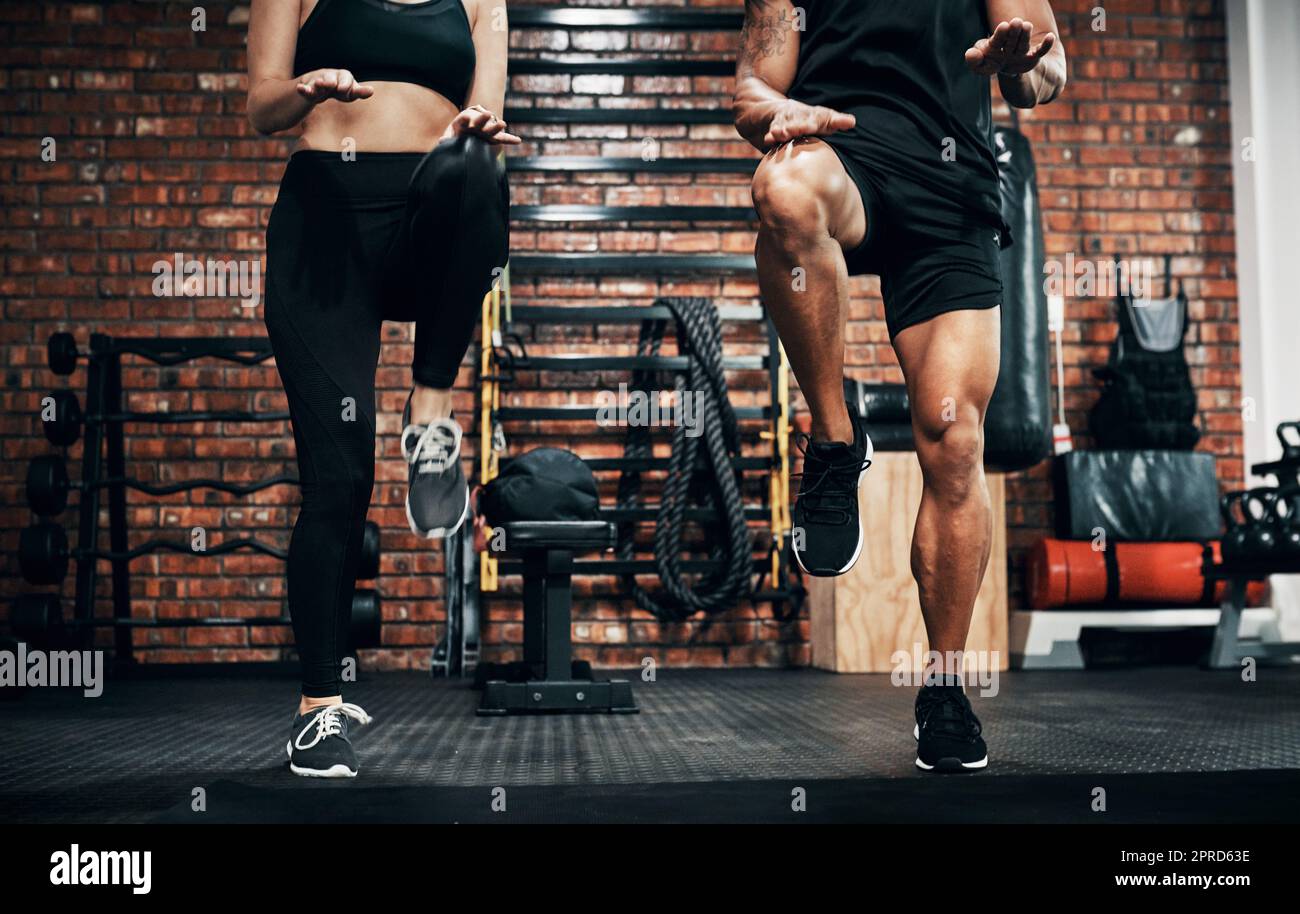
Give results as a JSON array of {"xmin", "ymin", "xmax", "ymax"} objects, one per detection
[{"xmin": 264, "ymin": 134, "xmax": 508, "ymax": 696}]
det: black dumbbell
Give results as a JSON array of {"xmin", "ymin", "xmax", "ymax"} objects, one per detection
[
  {"xmin": 349, "ymin": 588, "xmax": 383, "ymax": 651},
  {"xmin": 10, "ymin": 593, "xmax": 67, "ymax": 646},
  {"xmin": 358, "ymin": 520, "xmax": 381, "ymax": 580},
  {"xmin": 11, "ymin": 590, "xmax": 383, "ymax": 650},
  {"xmin": 19, "ymin": 523, "xmax": 69, "ymax": 585},
  {"xmin": 26, "ymin": 455, "xmax": 71, "ymax": 516},
  {"xmin": 41, "ymin": 390, "xmax": 82, "ymax": 446},
  {"xmin": 47, "ymin": 332, "xmax": 79, "ymax": 376}
]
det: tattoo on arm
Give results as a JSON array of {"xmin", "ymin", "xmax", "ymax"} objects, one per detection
[{"xmin": 739, "ymin": 1, "xmax": 789, "ymax": 78}]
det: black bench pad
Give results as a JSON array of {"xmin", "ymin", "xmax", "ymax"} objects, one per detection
[{"xmin": 498, "ymin": 520, "xmax": 615, "ymax": 552}]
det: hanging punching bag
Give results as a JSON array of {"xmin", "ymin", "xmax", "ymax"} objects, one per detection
[{"xmin": 984, "ymin": 126, "xmax": 1052, "ymax": 472}]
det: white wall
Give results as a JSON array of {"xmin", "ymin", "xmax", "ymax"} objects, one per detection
[{"xmin": 1226, "ymin": 0, "xmax": 1300, "ymax": 636}]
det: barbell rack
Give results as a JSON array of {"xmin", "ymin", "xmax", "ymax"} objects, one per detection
[{"xmin": 24, "ymin": 333, "xmax": 383, "ymax": 665}]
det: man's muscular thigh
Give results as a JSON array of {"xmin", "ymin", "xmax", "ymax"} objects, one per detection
[
  {"xmin": 750, "ymin": 137, "xmax": 867, "ymax": 252},
  {"xmin": 895, "ymin": 308, "xmax": 1001, "ymax": 445}
]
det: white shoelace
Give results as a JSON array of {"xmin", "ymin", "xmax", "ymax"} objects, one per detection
[
  {"xmin": 401, "ymin": 418, "xmax": 462, "ymax": 475},
  {"xmin": 294, "ymin": 702, "xmax": 372, "ymax": 751}
]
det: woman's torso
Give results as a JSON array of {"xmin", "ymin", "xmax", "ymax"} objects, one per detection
[{"xmin": 291, "ymin": 0, "xmax": 476, "ymax": 153}]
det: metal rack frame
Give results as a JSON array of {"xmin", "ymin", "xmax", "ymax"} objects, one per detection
[
  {"xmin": 30, "ymin": 335, "xmax": 392, "ymax": 666},
  {"xmin": 432, "ymin": 6, "xmax": 798, "ymax": 677}
]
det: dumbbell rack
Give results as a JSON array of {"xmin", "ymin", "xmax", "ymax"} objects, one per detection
[
  {"xmin": 21, "ymin": 333, "xmax": 382, "ymax": 666},
  {"xmin": 1206, "ymin": 451, "xmax": 1300, "ymax": 668},
  {"xmin": 86, "ymin": 336, "xmax": 258, "ymax": 662},
  {"xmin": 432, "ymin": 7, "xmax": 803, "ymax": 678}
]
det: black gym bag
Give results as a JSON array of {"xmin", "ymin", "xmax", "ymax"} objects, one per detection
[{"xmin": 478, "ymin": 448, "xmax": 600, "ymax": 526}]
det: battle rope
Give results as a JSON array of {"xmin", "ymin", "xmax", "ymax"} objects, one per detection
[{"xmin": 615, "ymin": 297, "xmax": 753, "ymax": 622}]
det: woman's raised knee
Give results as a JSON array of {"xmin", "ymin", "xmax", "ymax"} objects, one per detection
[{"xmin": 409, "ymin": 132, "xmax": 496, "ymax": 205}]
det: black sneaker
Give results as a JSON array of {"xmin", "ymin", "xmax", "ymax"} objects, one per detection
[
  {"xmin": 791, "ymin": 419, "xmax": 873, "ymax": 576},
  {"xmin": 286, "ymin": 703, "xmax": 372, "ymax": 778},
  {"xmin": 401, "ymin": 396, "xmax": 469, "ymax": 539},
  {"xmin": 914, "ymin": 683, "xmax": 988, "ymax": 772}
]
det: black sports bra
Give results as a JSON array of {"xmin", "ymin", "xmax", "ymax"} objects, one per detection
[{"xmin": 294, "ymin": 0, "xmax": 475, "ymax": 107}]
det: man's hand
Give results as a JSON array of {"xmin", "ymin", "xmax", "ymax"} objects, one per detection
[
  {"xmin": 765, "ymin": 100, "xmax": 855, "ymax": 147},
  {"xmin": 295, "ymin": 69, "xmax": 375, "ymax": 104},
  {"xmin": 965, "ymin": 18, "xmax": 1056, "ymax": 76},
  {"xmin": 441, "ymin": 105, "xmax": 522, "ymax": 145}
]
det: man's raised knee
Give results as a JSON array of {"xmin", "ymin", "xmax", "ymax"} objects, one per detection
[{"xmin": 751, "ymin": 149, "xmax": 842, "ymax": 235}]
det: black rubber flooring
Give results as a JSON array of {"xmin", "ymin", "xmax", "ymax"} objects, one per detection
[{"xmin": 2, "ymin": 668, "xmax": 1298, "ymax": 823}]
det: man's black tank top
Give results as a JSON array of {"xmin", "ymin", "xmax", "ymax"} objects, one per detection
[{"xmin": 788, "ymin": 0, "xmax": 1003, "ymax": 228}]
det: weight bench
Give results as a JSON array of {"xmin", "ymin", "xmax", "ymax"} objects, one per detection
[{"xmin": 476, "ymin": 520, "xmax": 638, "ymax": 715}]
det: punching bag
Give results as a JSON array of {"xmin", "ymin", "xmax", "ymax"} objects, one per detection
[{"xmin": 984, "ymin": 126, "xmax": 1051, "ymax": 472}]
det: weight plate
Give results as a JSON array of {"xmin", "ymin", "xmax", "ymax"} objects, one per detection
[
  {"xmin": 47, "ymin": 332, "xmax": 78, "ymax": 376},
  {"xmin": 42, "ymin": 390, "xmax": 82, "ymax": 447},
  {"xmin": 19, "ymin": 523, "xmax": 70, "ymax": 585},
  {"xmin": 26, "ymin": 455, "xmax": 70, "ymax": 516}
]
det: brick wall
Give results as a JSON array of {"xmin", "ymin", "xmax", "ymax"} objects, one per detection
[{"xmin": 0, "ymin": 0, "xmax": 1243, "ymax": 669}]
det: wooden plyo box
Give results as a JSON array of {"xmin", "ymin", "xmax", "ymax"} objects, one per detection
[{"xmin": 808, "ymin": 451, "xmax": 1009, "ymax": 673}]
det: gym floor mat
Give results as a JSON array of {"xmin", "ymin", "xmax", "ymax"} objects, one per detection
[{"xmin": 2, "ymin": 668, "xmax": 1298, "ymax": 824}]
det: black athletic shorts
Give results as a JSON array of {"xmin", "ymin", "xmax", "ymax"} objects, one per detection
[{"xmin": 822, "ymin": 138, "xmax": 1009, "ymax": 340}]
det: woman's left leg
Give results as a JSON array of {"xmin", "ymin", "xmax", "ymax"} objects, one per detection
[{"xmin": 388, "ymin": 133, "xmax": 509, "ymax": 537}]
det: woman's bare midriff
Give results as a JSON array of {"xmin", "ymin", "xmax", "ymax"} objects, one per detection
[
  {"xmin": 291, "ymin": 0, "xmax": 462, "ymax": 153},
  {"xmin": 293, "ymin": 83, "xmax": 458, "ymax": 153}
]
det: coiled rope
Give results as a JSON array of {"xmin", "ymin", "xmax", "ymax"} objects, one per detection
[{"xmin": 615, "ymin": 297, "xmax": 752, "ymax": 621}]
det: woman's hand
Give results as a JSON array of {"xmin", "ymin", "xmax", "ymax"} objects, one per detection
[
  {"xmin": 965, "ymin": 18, "xmax": 1056, "ymax": 76},
  {"xmin": 295, "ymin": 68, "xmax": 375, "ymax": 104},
  {"xmin": 441, "ymin": 105, "xmax": 522, "ymax": 145}
]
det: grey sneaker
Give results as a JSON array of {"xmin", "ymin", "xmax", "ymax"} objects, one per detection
[
  {"xmin": 286, "ymin": 702, "xmax": 372, "ymax": 778},
  {"xmin": 401, "ymin": 398, "xmax": 469, "ymax": 539}
]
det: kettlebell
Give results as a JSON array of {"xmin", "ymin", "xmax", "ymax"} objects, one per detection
[
  {"xmin": 1276, "ymin": 488, "xmax": 1300, "ymax": 558},
  {"xmin": 1243, "ymin": 488, "xmax": 1280, "ymax": 559},
  {"xmin": 1220, "ymin": 490, "xmax": 1251, "ymax": 563},
  {"xmin": 1279, "ymin": 422, "xmax": 1300, "ymax": 462}
]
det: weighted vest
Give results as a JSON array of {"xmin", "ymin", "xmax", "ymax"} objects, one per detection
[{"xmin": 1088, "ymin": 255, "xmax": 1200, "ymax": 450}]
